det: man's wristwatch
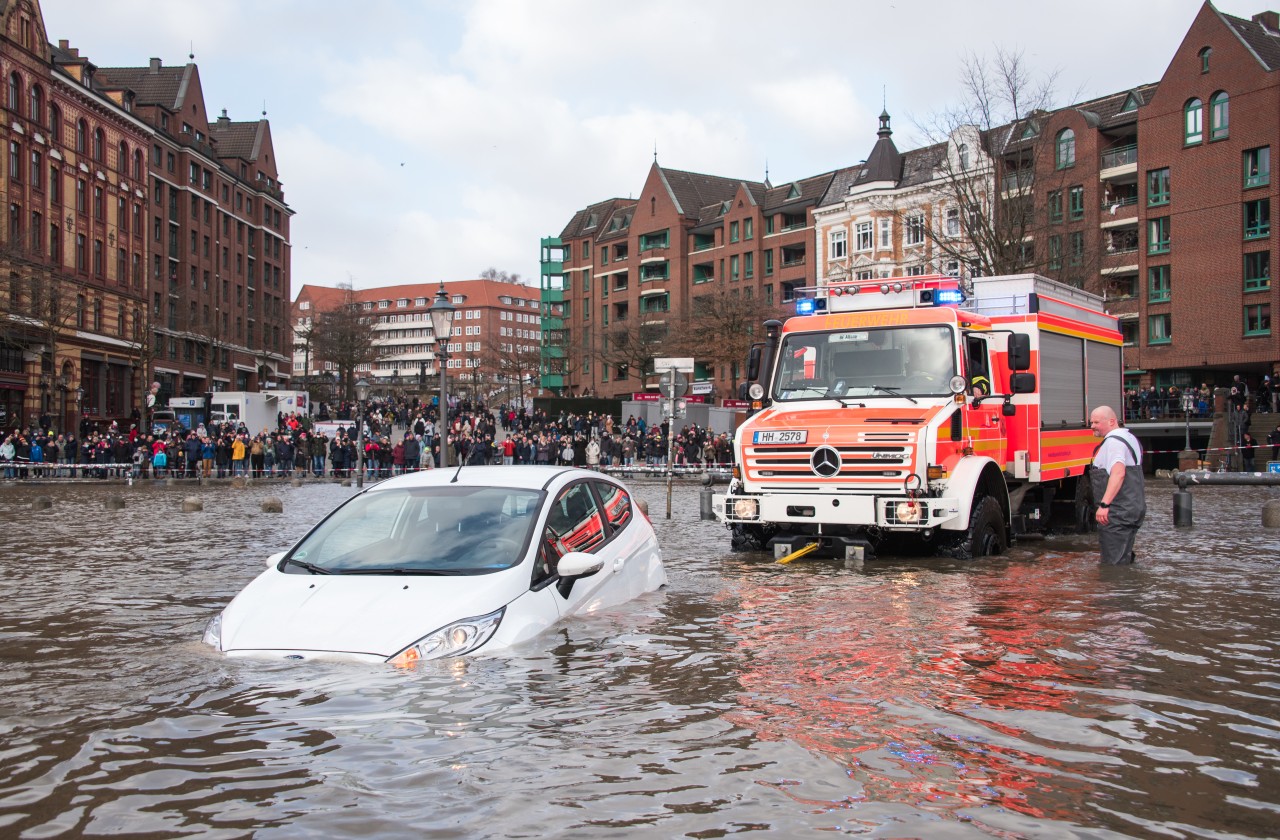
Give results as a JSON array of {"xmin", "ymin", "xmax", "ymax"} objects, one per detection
[{"xmin": 1098, "ymin": 502, "xmax": 1111, "ymax": 508}]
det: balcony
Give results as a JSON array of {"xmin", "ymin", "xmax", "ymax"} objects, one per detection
[
  {"xmin": 1099, "ymin": 197, "xmax": 1138, "ymax": 228},
  {"xmin": 1001, "ymin": 170, "xmax": 1033, "ymax": 195},
  {"xmin": 1100, "ymin": 143, "xmax": 1138, "ymax": 183}
]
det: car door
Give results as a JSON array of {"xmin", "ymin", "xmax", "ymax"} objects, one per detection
[{"xmin": 534, "ymin": 480, "xmax": 616, "ymax": 617}]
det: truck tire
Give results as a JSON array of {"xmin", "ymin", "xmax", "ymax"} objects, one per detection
[
  {"xmin": 1074, "ymin": 474, "xmax": 1097, "ymax": 533},
  {"xmin": 947, "ymin": 495, "xmax": 1007, "ymax": 560}
]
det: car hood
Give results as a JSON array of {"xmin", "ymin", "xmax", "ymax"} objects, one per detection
[{"xmin": 218, "ymin": 567, "xmax": 528, "ymax": 659}]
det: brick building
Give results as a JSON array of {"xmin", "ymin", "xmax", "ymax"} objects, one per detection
[
  {"xmin": 543, "ymin": 162, "xmax": 834, "ymax": 399},
  {"xmin": 293, "ymin": 279, "xmax": 542, "ymax": 404},
  {"xmin": 0, "ymin": 2, "xmax": 152, "ymax": 434},
  {"xmin": 0, "ymin": 0, "xmax": 290, "ymax": 435}
]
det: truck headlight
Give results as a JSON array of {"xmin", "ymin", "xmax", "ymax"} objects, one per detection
[
  {"xmin": 733, "ymin": 498, "xmax": 760, "ymax": 520},
  {"xmin": 388, "ymin": 607, "xmax": 504, "ymax": 666},
  {"xmin": 895, "ymin": 501, "xmax": 923, "ymax": 524}
]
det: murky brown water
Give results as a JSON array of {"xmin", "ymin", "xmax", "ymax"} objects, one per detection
[{"xmin": 0, "ymin": 476, "xmax": 1277, "ymax": 838}]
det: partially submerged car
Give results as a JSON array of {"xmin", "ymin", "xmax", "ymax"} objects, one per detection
[{"xmin": 202, "ymin": 466, "xmax": 666, "ymax": 664}]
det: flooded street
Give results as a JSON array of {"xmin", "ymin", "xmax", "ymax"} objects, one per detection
[{"xmin": 1, "ymin": 476, "xmax": 1278, "ymax": 838}]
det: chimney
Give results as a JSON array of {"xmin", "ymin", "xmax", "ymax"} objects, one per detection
[
  {"xmin": 58, "ymin": 39, "xmax": 68, "ymax": 49},
  {"xmin": 217, "ymin": 108, "xmax": 230, "ymax": 127},
  {"xmin": 1254, "ymin": 11, "xmax": 1280, "ymax": 30},
  {"xmin": 149, "ymin": 57, "xmax": 161, "ymax": 73}
]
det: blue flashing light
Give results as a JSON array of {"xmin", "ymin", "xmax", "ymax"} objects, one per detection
[
  {"xmin": 795, "ymin": 297, "xmax": 817, "ymax": 316},
  {"xmin": 934, "ymin": 288, "xmax": 966, "ymax": 306}
]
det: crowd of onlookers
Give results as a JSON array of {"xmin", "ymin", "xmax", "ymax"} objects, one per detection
[
  {"xmin": 1123, "ymin": 375, "xmax": 1278, "ymax": 422},
  {"xmin": 0, "ymin": 394, "xmax": 735, "ymax": 480}
]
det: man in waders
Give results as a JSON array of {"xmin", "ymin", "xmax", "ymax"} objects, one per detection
[{"xmin": 1089, "ymin": 406, "xmax": 1146, "ymax": 565}]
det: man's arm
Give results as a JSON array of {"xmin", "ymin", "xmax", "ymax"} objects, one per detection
[{"xmin": 1095, "ymin": 461, "xmax": 1127, "ymax": 525}]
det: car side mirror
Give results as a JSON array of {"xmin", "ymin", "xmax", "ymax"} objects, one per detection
[
  {"xmin": 557, "ymin": 551, "xmax": 604, "ymax": 578},
  {"xmin": 266, "ymin": 551, "xmax": 286, "ymax": 569},
  {"xmin": 1008, "ymin": 333, "xmax": 1031, "ymax": 371},
  {"xmin": 1010, "ymin": 373, "xmax": 1036, "ymax": 394}
]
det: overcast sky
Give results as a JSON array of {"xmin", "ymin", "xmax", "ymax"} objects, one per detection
[{"xmin": 40, "ymin": 0, "xmax": 1253, "ymax": 295}]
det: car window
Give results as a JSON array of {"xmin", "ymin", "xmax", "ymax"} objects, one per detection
[
  {"xmin": 286, "ymin": 486, "xmax": 541, "ymax": 574},
  {"xmin": 536, "ymin": 482, "xmax": 607, "ymax": 582},
  {"xmin": 594, "ymin": 481, "xmax": 632, "ymax": 531}
]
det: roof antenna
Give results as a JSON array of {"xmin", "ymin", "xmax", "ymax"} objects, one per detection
[
  {"xmin": 262, "ymin": 100, "xmax": 267, "ymax": 117},
  {"xmin": 653, "ymin": 141, "xmax": 658, "ymax": 164},
  {"xmin": 764, "ymin": 157, "xmax": 770, "ymax": 186},
  {"xmin": 188, "ymin": 41, "xmax": 194, "ymax": 61}
]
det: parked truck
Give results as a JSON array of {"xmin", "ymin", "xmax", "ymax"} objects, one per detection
[
  {"xmin": 714, "ymin": 273, "xmax": 1122, "ymax": 561},
  {"xmin": 209, "ymin": 390, "xmax": 309, "ymax": 434}
]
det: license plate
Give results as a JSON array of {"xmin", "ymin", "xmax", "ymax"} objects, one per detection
[{"xmin": 754, "ymin": 430, "xmax": 807, "ymax": 444}]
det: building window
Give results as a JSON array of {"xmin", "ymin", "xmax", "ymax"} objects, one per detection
[
  {"xmin": 855, "ymin": 221, "xmax": 872, "ymax": 251},
  {"xmin": 958, "ymin": 143, "xmax": 970, "ymax": 171},
  {"xmin": 1245, "ymin": 147, "xmax": 1270, "ymax": 188},
  {"xmin": 945, "ymin": 208, "xmax": 960, "ymax": 237},
  {"xmin": 905, "ymin": 214, "xmax": 925, "ymax": 246},
  {"xmin": 1148, "ymin": 217, "xmax": 1170, "ymax": 254},
  {"xmin": 1048, "ymin": 234, "xmax": 1062, "ymax": 269},
  {"xmin": 7, "ymin": 141, "xmax": 18, "ymax": 181},
  {"xmin": 830, "ymin": 228, "xmax": 848, "ymax": 259},
  {"xmin": 75, "ymin": 119, "xmax": 87, "ymax": 153},
  {"xmin": 1208, "ymin": 92, "xmax": 1231, "ymax": 142},
  {"xmin": 1245, "ymin": 304, "xmax": 1271, "ymax": 336},
  {"xmin": 6, "ymin": 71, "xmax": 19, "ymax": 112},
  {"xmin": 730, "ymin": 254, "xmax": 739, "ymax": 281},
  {"xmin": 1148, "ymin": 265, "xmax": 1171, "ymax": 302},
  {"xmin": 1199, "ymin": 46, "xmax": 1212, "ymax": 73},
  {"xmin": 1048, "ymin": 190, "xmax": 1063, "ymax": 223},
  {"xmin": 92, "ymin": 128, "xmax": 104, "ymax": 162},
  {"xmin": 1244, "ymin": 199, "xmax": 1270, "ymax": 240},
  {"xmin": 27, "ymin": 84, "xmax": 41, "ymax": 124},
  {"xmin": 764, "ymin": 249, "xmax": 773, "ymax": 276},
  {"xmin": 744, "ymin": 218, "xmax": 753, "ymax": 240},
  {"xmin": 1055, "ymin": 128, "xmax": 1075, "ymax": 169},
  {"xmin": 1245, "ymin": 251, "xmax": 1270, "ymax": 291},
  {"xmin": 1120, "ymin": 320, "xmax": 1138, "ymax": 345},
  {"xmin": 729, "ymin": 221, "xmax": 739, "ymax": 243},
  {"xmin": 1149, "ymin": 313, "xmax": 1172, "ymax": 344},
  {"xmin": 878, "ymin": 218, "xmax": 892, "ymax": 249},
  {"xmin": 1184, "ymin": 99, "xmax": 1203, "ymax": 145},
  {"xmin": 1147, "ymin": 168, "xmax": 1170, "ymax": 205},
  {"xmin": 1068, "ymin": 185, "xmax": 1084, "ymax": 220},
  {"xmin": 1068, "ymin": 231, "xmax": 1084, "ymax": 266}
]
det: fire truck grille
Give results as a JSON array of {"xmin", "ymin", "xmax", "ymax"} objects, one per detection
[{"xmin": 747, "ymin": 443, "xmax": 913, "ymax": 482}]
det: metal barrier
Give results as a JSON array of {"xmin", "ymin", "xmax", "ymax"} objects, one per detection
[{"xmin": 1170, "ymin": 469, "xmax": 1280, "ymax": 527}]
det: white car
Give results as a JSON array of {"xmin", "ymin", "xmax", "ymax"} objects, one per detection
[{"xmin": 202, "ymin": 466, "xmax": 666, "ymax": 664}]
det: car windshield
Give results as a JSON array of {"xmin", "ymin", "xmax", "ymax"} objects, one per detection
[
  {"xmin": 284, "ymin": 485, "xmax": 544, "ymax": 575},
  {"xmin": 772, "ymin": 324, "xmax": 957, "ymax": 400}
]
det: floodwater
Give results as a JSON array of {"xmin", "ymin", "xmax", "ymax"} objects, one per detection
[{"xmin": 0, "ymin": 475, "xmax": 1278, "ymax": 839}]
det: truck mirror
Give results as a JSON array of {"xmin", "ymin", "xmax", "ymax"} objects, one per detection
[
  {"xmin": 1009, "ymin": 372, "xmax": 1036, "ymax": 394},
  {"xmin": 1002, "ymin": 400, "xmax": 1017, "ymax": 417},
  {"xmin": 746, "ymin": 344, "xmax": 763, "ymax": 382},
  {"xmin": 1008, "ymin": 333, "xmax": 1031, "ymax": 371}
]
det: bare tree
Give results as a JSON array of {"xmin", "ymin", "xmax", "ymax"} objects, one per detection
[
  {"xmin": 578, "ymin": 315, "xmax": 677, "ymax": 396},
  {"xmin": 667, "ymin": 285, "xmax": 787, "ymax": 381},
  {"xmin": 479, "ymin": 267, "xmax": 522, "ymax": 284},
  {"xmin": 479, "ymin": 340, "xmax": 542, "ymax": 407},
  {"xmin": 915, "ymin": 48, "xmax": 1091, "ymax": 280},
  {"xmin": 311, "ymin": 284, "xmax": 382, "ymax": 401}
]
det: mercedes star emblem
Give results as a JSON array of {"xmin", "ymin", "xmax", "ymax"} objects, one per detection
[{"xmin": 810, "ymin": 445, "xmax": 842, "ymax": 477}]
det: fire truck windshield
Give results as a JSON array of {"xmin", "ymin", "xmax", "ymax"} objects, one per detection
[{"xmin": 773, "ymin": 325, "xmax": 957, "ymax": 400}]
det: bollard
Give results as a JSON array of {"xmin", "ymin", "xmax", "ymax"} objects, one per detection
[
  {"xmin": 261, "ymin": 497, "xmax": 283, "ymax": 513},
  {"xmin": 231, "ymin": 476, "xmax": 247, "ymax": 488},
  {"xmin": 636, "ymin": 498, "xmax": 649, "ymax": 518},
  {"xmin": 1173, "ymin": 489, "xmax": 1194, "ymax": 528},
  {"xmin": 104, "ymin": 496, "xmax": 126, "ymax": 510},
  {"xmin": 340, "ymin": 479, "xmax": 352, "ymax": 487},
  {"xmin": 32, "ymin": 496, "xmax": 53, "ymax": 510},
  {"xmin": 1264, "ymin": 499, "xmax": 1280, "ymax": 529},
  {"xmin": 699, "ymin": 486, "xmax": 715, "ymax": 520},
  {"xmin": 291, "ymin": 478, "xmax": 303, "ymax": 488},
  {"xmin": 181, "ymin": 496, "xmax": 203, "ymax": 512}
]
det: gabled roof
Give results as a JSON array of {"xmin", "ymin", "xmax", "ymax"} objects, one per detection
[
  {"xmin": 95, "ymin": 62, "xmax": 189, "ymax": 109},
  {"xmin": 209, "ymin": 119, "xmax": 260, "ymax": 159},
  {"xmin": 1219, "ymin": 8, "xmax": 1280, "ymax": 70},
  {"xmin": 657, "ymin": 166, "xmax": 762, "ymax": 217}
]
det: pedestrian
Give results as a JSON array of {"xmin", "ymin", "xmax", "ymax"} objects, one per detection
[
  {"xmin": 1241, "ymin": 432, "xmax": 1259, "ymax": 472},
  {"xmin": 1088, "ymin": 405, "xmax": 1146, "ymax": 565},
  {"xmin": 1269, "ymin": 424, "xmax": 1280, "ymax": 463}
]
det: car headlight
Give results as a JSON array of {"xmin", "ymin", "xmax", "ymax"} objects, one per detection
[
  {"xmin": 733, "ymin": 497, "xmax": 759, "ymax": 520},
  {"xmin": 388, "ymin": 607, "xmax": 505, "ymax": 666},
  {"xmin": 202, "ymin": 612, "xmax": 223, "ymax": 650}
]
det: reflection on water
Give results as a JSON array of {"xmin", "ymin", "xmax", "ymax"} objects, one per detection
[{"xmin": 0, "ymin": 478, "xmax": 1277, "ymax": 837}]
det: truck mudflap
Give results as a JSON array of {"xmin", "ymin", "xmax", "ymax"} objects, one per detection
[
  {"xmin": 770, "ymin": 534, "xmax": 873, "ymax": 564},
  {"xmin": 714, "ymin": 491, "xmax": 963, "ymax": 530}
]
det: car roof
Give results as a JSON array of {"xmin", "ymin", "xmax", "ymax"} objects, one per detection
[{"xmin": 367, "ymin": 465, "xmax": 614, "ymax": 493}]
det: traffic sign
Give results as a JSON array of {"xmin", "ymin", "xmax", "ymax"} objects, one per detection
[
  {"xmin": 658, "ymin": 371, "xmax": 688, "ymax": 399},
  {"xmin": 654, "ymin": 357, "xmax": 695, "ymax": 372}
]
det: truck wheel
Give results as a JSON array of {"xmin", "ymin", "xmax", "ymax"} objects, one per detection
[
  {"xmin": 730, "ymin": 523, "xmax": 772, "ymax": 552},
  {"xmin": 1074, "ymin": 475, "xmax": 1097, "ymax": 533},
  {"xmin": 948, "ymin": 495, "xmax": 1007, "ymax": 560}
]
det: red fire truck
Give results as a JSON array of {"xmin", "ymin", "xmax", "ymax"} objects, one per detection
[{"xmin": 714, "ymin": 274, "xmax": 1122, "ymax": 561}]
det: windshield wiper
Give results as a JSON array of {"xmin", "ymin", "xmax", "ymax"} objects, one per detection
[
  {"xmin": 284, "ymin": 558, "xmax": 331, "ymax": 575},
  {"xmin": 872, "ymin": 385, "xmax": 918, "ymax": 405},
  {"xmin": 340, "ymin": 567, "xmax": 469, "ymax": 576}
]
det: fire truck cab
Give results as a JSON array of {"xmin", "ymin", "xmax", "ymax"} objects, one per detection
[{"xmin": 715, "ymin": 273, "xmax": 1122, "ymax": 561}]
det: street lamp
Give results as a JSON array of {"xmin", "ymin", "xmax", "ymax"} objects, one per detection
[
  {"xmin": 355, "ymin": 376, "xmax": 369, "ymax": 488},
  {"xmin": 429, "ymin": 283, "xmax": 456, "ymax": 468}
]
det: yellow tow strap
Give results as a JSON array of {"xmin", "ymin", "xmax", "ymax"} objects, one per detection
[{"xmin": 776, "ymin": 541, "xmax": 820, "ymax": 564}]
